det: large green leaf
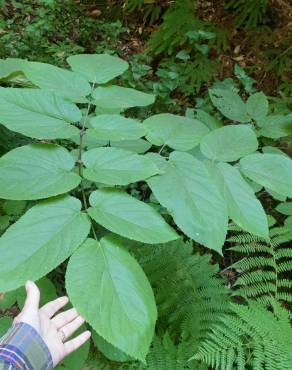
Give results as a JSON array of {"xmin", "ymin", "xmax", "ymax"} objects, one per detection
[
  {"xmin": 0, "ymin": 144, "xmax": 80, "ymax": 200},
  {"xmin": 67, "ymin": 54, "xmax": 128, "ymax": 83},
  {"xmin": 143, "ymin": 113, "xmax": 209, "ymax": 151},
  {"xmin": 23, "ymin": 62, "xmax": 91, "ymax": 102},
  {"xmin": 83, "ymin": 147, "xmax": 159, "ymax": 186},
  {"xmin": 88, "ymin": 189, "xmax": 178, "ymax": 243},
  {"xmin": 92, "ymin": 86, "xmax": 155, "ymax": 109},
  {"xmin": 147, "ymin": 151, "xmax": 228, "ymax": 253},
  {"xmin": 0, "ymin": 196, "xmax": 90, "ymax": 292},
  {"xmin": 66, "ymin": 236, "xmax": 157, "ymax": 361},
  {"xmin": 209, "ymin": 88, "xmax": 249, "ymax": 122},
  {"xmin": 240, "ymin": 153, "xmax": 292, "ymax": 198},
  {"xmin": 258, "ymin": 114, "xmax": 292, "ymax": 138},
  {"xmin": 246, "ymin": 92, "xmax": 268, "ymax": 122},
  {"xmin": 0, "ymin": 88, "xmax": 80, "ymax": 139},
  {"xmin": 200, "ymin": 124, "xmax": 258, "ymax": 162},
  {"xmin": 213, "ymin": 162, "xmax": 268, "ymax": 238},
  {"xmin": 88, "ymin": 114, "xmax": 145, "ymax": 141}
]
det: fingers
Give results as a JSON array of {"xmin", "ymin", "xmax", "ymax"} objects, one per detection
[
  {"xmin": 64, "ymin": 331, "xmax": 91, "ymax": 355},
  {"xmin": 22, "ymin": 281, "xmax": 40, "ymax": 313},
  {"xmin": 40, "ymin": 296, "xmax": 69, "ymax": 318},
  {"xmin": 61, "ymin": 316, "xmax": 85, "ymax": 340},
  {"xmin": 52, "ymin": 308, "xmax": 79, "ymax": 330}
]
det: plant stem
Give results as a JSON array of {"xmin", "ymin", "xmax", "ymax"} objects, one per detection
[{"xmin": 77, "ymin": 82, "xmax": 98, "ymax": 241}]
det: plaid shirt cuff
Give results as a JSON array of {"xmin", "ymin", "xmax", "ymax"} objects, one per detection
[{"xmin": 0, "ymin": 322, "xmax": 53, "ymax": 370}]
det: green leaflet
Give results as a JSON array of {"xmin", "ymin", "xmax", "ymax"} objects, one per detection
[
  {"xmin": 195, "ymin": 109, "xmax": 223, "ymax": 130},
  {"xmin": 83, "ymin": 147, "xmax": 159, "ymax": 186},
  {"xmin": 143, "ymin": 113, "xmax": 209, "ymax": 151},
  {"xmin": 246, "ymin": 92, "xmax": 268, "ymax": 122},
  {"xmin": 0, "ymin": 215, "xmax": 11, "ymax": 232},
  {"xmin": 0, "ymin": 196, "xmax": 90, "ymax": 292},
  {"xmin": 0, "ymin": 58, "xmax": 26, "ymax": 80},
  {"xmin": 0, "ymin": 144, "xmax": 80, "ymax": 200},
  {"xmin": 66, "ymin": 237, "xmax": 157, "ymax": 361},
  {"xmin": 285, "ymin": 216, "xmax": 292, "ymax": 229},
  {"xmin": 92, "ymin": 85, "xmax": 155, "ymax": 109},
  {"xmin": 276, "ymin": 202, "xmax": 292, "ymax": 216},
  {"xmin": 110, "ymin": 139, "xmax": 152, "ymax": 154},
  {"xmin": 240, "ymin": 153, "xmax": 292, "ymax": 198},
  {"xmin": 88, "ymin": 189, "xmax": 178, "ymax": 244},
  {"xmin": 0, "ymin": 88, "xmax": 80, "ymax": 139},
  {"xmin": 266, "ymin": 187, "xmax": 287, "ymax": 202},
  {"xmin": 258, "ymin": 114, "xmax": 292, "ymax": 138},
  {"xmin": 23, "ymin": 61, "xmax": 91, "ymax": 102},
  {"xmin": 3, "ymin": 200, "xmax": 27, "ymax": 216},
  {"xmin": 147, "ymin": 151, "xmax": 228, "ymax": 253},
  {"xmin": 0, "ymin": 317, "xmax": 13, "ymax": 337},
  {"xmin": 262, "ymin": 146, "xmax": 288, "ymax": 156},
  {"xmin": 67, "ymin": 54, "xmax": 129, "ymax": 83},
  {"xmin": 200, "ymin": 124, "xmax": 258, "ymax": 162},
  {"xmin": 209, "ymin": 88, "xmax": 250, "ymax": 122},
  {"xmin": 212, "ymin": 162, "xmax": 268, "ymax": 238},
  {"xmin": 88, "ymin": 114, "xmax": 146, "ymax": 141}
]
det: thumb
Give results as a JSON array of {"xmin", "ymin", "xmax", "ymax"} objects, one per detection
[{"xmin": 22, "ymin": 280, "xmax": 40, "ymax": 313}]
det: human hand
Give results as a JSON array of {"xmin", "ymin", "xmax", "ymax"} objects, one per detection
[{"xmin": 14, "ymin": 280, "xmax": 91, "ymax": 366}]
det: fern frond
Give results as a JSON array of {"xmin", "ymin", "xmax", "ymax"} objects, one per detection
[
  {"xmin": 195, "ymin": 301, "xmax": 292, "ymax": 370},
  {"xmin": 228, "ymin": 224, "xmax": 292, "ymax": 309},
  {"xmin": 148, "ymin": 0, "xmax": 200, "ymax": 55},
  {"xmin": 132, "ymin": 239, "xmax": 230, "ymax": 346},
  {"xmin": 225, "ymin": 0, "xmax": 269, "ymax": 28},
  {"xmin": 138, "ymin": 333, "xmax": 206, "ymax": 370}
]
